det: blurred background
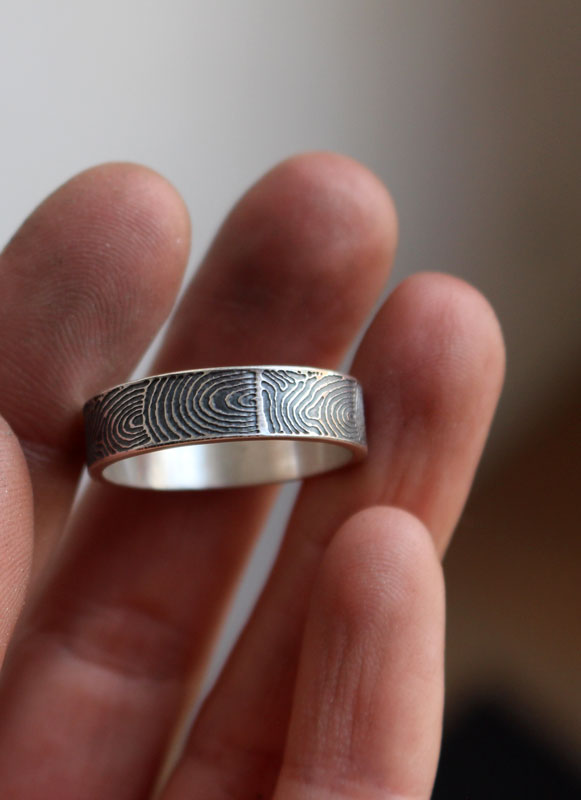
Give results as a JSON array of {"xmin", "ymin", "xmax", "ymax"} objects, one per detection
[{"xmin": 1, "ymin": 1, "xmax": 579, "ymax": 794}]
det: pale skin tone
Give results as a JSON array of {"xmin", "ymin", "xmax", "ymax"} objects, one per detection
[{"xmin": 0, "ymin": 153, "xmax": 505, "ymax": 799}]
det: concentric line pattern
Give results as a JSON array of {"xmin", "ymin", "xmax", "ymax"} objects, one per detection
[
  {"xmin": 84, "ymin": 379, "xmax": 150, "ymax": 465},
  {"xmin": 85, "ymin": 369, "xmax": 258, "ymax": 465},
  {"xmin": 84, "ymin": 367, "xmax": 364, "ymax": 467},
  {"xmin": 143, "ymin": 370, "xmax": 257, "ymax": 442},
  {"xmin": 259, "ymin": 369, "xmax": 364, "ymax": 441}
]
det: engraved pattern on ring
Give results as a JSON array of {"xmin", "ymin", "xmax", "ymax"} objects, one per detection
[
  {"xmin": 84, "ymin": 367, "xmax": 364, "ymax": 467},
  {"xmin": 84, "ymin": 379, "xmax": 150, "ymax": 465},
  {"xmin": 259, "ymin": 369, "xmax": 361, "ymax": 440},
  {"xmin": 143, "ymin": 370, "xmax": 258, "ymax": 443}
]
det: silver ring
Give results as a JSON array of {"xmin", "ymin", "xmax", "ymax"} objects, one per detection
[{"xmin": 83, "ymin": 366, "xmax": 366, "ymax": 490}]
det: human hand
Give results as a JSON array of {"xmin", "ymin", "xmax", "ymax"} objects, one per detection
[{"xmin": 0, "ymin": 154, "xmax": 504, "ymax": 799}]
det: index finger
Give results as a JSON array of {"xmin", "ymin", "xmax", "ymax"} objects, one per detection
[{"xmin": 0, "ymin": 163, "xmax": 190, "ymax": 567}]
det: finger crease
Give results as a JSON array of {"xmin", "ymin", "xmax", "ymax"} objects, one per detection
[{"xmin": 22, "ymin": 600, "xmax": 192, "ymax": 685}]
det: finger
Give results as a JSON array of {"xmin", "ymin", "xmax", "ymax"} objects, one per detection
[
  {"xmin": 0, "ymin": 416, "xmax": 33, "ymax": 666},
  {"xmin": 0, "ymin": 154, "xmax": 397, "ymax": 800},
  {"xmin": 273, "ymin": 507, "xmax": 444, "ymax": 800},
  {"xmin": 171, "ymin": 273, "xmax": 504, "ymax": 798},
  {"xmin": 0, "ymin": 163, "xmax": 190, "ymax": 567},
  {"xmin": 294, "ymin": 272, "xmax": 506, "ymax": 553}
]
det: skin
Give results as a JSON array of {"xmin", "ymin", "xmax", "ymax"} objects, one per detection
[{"xmin": 0, "ymin": 154, "xmax": 505, "ymax": 799}]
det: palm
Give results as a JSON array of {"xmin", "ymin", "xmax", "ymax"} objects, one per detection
[{"xmin": 0, "ymin": 155, "xmax": 504, "ymax": 799}]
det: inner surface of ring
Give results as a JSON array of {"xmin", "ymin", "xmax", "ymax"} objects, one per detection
[{"xmin": 102, "ymin": 439, "xmax": 354, "ymax": 490}]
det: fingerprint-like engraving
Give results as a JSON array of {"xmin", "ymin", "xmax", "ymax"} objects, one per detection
[
  {"xmin": 84, "ymin": 380, "xmax": 150, "ymax": 464},
  {"xmin": 85, "ymin": 367, "xmax": 364, "ymax": 468},
  {"xmin": 143, "ymin": 370, "xmax": 258, "ymax": 443},
  {"xmin": 259, "ymin": 369, "xmax": 362, "ymax": 440}
]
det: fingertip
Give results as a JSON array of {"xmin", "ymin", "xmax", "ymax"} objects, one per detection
[
  {"xmin": 281, "ymin": 504, "xmax": 445, "ymax": 799},
  {"xmin": 346, "ymin": 272, "xmax": 505, "ymax": 544},
  {"xmin": 259, "ymin": 151, "xmax": 398, "ymax": 277},
  {"xmin": 315, "ymin": 505, "xmax": 445, "ymax": 664},
  {"xmin": 212, "ymin": 150, "xmax": 398, "ymax": 316},
  {"xmin": 0, "ymin": 162, "xmax": 192, "ymax": 434},
  {"xmin": 374, "ymin": 272, "xmax": 506, "ymax": 414},
  {"xmin": 267, "ymin": 151, "xmax": 399, "ymax": 248},
  {"xmin": 166, "ymin": 152, "xmax": 398, "ymax": 370},
  {"xmin": 72, "ymin": 161, "xmax": 191, "ymax": 258},
  {"xmin": 57, "ymin": 162, "xmax": 192, "ymax": 303},
  {"xmin": 8, "ymin": 161, "xmax": 191, "ymax": 274},
  {"xmin": 0, "ymin": 415, "xmax": 34, "ymax": 658}
]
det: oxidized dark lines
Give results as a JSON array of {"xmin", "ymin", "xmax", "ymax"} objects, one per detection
[
  {"xmin": 260, "ymin": 369, "xmax": 360, "ymax": 440},
  {"xmin": 84, "ymin": 367, "xmax": 364, "ymax": 467}
]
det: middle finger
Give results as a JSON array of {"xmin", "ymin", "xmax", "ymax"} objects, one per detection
[{"xmin": 0, "ymin": 153, "xmax": 397, "ymax": 800}]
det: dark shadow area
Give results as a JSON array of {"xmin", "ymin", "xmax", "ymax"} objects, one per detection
[{"xmin": 433, "ymin": 699, "xmax": 581, "ymax": 798}]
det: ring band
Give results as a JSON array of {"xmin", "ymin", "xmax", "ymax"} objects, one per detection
[{"xmin": 84, "ymin": 366, "xmax": 366, "ymax": 490}]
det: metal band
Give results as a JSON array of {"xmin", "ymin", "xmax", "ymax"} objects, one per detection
[{"xmin": 84, "ymin": 366, "xmax": 366, "ymax": 490}]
